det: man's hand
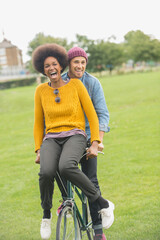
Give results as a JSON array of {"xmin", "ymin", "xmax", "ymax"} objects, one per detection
[
  {"xmin": 98, "ymin": 131, "xmax": 105, "ymax": 152},
  {"xmin": 35, "ymin": 149, "xmax": 40, "ymax": 164},
  {"xmin": 98, "ymin": 142, "xmax": 104, "ymax": 152}
]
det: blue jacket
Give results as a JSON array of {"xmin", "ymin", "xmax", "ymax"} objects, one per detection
[{"xmin": 62, "ymin": 71, "xmax": 110, "ymax": 139}]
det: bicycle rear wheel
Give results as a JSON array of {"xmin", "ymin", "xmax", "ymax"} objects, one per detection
[{"xmin": 56, "ymin": 205, "xmax": 81, "ymax": 240}]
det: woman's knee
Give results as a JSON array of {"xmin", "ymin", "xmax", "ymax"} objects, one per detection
[
  {"xmin": 59, "ymin": 162, "xmax": 68, "ymax": 177},
  {"xmin": 59, "ymin": 161, "xmax": 75, "ymax": 178},
  {"xmin": 39, "ymin": 168, "xmax": 56, "ymax": 181}
]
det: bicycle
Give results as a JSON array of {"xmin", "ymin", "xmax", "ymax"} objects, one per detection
[{"xmin": 56, "ymin": 151, "xmax": 104, "ymax": 240}]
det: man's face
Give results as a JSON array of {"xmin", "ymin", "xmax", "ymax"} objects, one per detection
[{"xmin": 68, "ymin": 56, "xmax": 87, "ymax": 79}]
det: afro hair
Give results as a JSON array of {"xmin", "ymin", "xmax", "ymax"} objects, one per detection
[{"xmin": 32, "ymin": 43, "xmax": 68, "ymax": 75}]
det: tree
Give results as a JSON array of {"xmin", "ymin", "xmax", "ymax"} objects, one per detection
[
  {"xmin": 87, "ymin": 40, "xmax": 124, "ymax": 72},
  {"xmin": 87, "ymin": 41, "xmax": 106, "ymax": 72},
  {"xmin": 72, "ymin": 34, "xmax": 94, "ymax": 51},
  {"xmin": 124, "ymin": 30, "xmax": 160, "ymax": 63},
  {"xmin": 149, "ymin": 39, "xmax": 160, "ymax": 62},
  {"xmin": 26, "ymin": 31, "xmax": 160, "ymax": 74}
]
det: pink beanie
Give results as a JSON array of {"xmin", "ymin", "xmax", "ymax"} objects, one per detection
[{"xmin": 68, "ymin": 47, "xmax": 88, "ymax": 63}]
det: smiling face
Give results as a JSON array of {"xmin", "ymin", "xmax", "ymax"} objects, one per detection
[
  {"xmin": 44, "ymin": 56, "xmax": 62, "ymax": 83},
  {"xmin": 68, "ymin": 56, "xmax": 87, "ymax": 79}
]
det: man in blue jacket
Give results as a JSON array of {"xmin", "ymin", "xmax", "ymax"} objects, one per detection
[{"xmin": 60, "ymin": 47, "xmax": 113, "ymax": 240}]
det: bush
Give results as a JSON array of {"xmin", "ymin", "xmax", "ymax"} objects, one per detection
[{"xmin": 0, "ymin": 76, "xmax": 47, "ymax": 90}]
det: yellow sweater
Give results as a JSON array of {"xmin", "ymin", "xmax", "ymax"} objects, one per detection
[{"xmin": 34, "ymin": 78, "xmax": 100, "ymax": 152}]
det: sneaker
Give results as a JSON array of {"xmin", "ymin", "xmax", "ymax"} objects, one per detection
[
  {"xmin": 56, "ymin": 202, "xmax": 64, "ymax": 216},
  {"xmin": 94, "ymin": 233, "xmax": 107, "ymax": 240},
  {"xmin": 40, "ymin": 214, "xmax": 52, "ymax": 240},
  {"xmin": 99, "ymin": 200, "xmax": 115, "ymax": 229}
]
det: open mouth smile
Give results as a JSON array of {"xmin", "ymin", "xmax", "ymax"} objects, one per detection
[{"xmin": 49, "ymin": 71, "xmax": 58, "ymax": 78}]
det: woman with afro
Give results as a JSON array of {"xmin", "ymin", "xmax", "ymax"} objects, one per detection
[{"xmin": 33, "ymin": 43, "xmax": 113, "ymax": 240}]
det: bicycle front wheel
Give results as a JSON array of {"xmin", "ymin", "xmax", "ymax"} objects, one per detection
[{"xmin": 56, "ymin": 205, "xmax": 81, "ymax": 240}]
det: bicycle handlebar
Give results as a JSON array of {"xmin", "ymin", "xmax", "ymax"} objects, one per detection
[{"xmin": 81, "ymin": 149, "xmax": 104, "ymax": 159}]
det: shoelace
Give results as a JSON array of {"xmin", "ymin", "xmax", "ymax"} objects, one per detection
[
  {"xmin": 41, "ymin": 219, "xmax": 50, "ymax": 228},
  {"xmin": 99, "ymin": 208, "xmax": 111, "ymax": 217}
]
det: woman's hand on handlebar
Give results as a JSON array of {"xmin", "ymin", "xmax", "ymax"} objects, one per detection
[{"xmin": 86, "ymin": 141, "xmax": 98, "ymax": 160}]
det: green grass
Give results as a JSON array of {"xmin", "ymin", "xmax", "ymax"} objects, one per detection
[{"xmin": 0, "ymin": 70, "xmax": 160, "ymax": 239}]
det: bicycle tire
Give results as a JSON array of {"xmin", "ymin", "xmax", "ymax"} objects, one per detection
[{"xmin": 56, "ymin": 205, "xmax": 81, "ymax": 240}]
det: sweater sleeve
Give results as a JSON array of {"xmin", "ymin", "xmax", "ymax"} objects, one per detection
[
  {"xmin": 34, "ymin": 87, "xmax": 44, "ymax": 152},
  {"xmin": 76, "ymin": 79, "xmax": 101, "ymax": 143}
]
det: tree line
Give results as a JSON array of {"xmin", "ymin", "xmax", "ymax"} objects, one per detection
[{"xmin": 27, "ymin": 30, "xmax": 160, "ymax": 73}]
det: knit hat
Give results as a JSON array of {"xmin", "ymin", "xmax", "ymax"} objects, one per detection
[{"xmin": 68, "ymin": 47, "xmax": 88, "ymax": 63}]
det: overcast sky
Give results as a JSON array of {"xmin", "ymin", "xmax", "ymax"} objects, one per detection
[{"xmin": 0, "ymin": 0, "xmax": 159, "ymax": 62}]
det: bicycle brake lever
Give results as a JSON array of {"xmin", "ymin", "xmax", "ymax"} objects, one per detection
[{"xmin": 98, "ymin": 151, "xmax": 104, "ymax": 155}]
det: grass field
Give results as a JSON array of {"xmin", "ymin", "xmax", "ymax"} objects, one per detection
[{"xmin": 0, "ymin": 70, "xmax": 160, "ymax": 240}]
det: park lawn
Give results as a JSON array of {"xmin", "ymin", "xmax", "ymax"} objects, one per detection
[{"xmin": 0, "ymin": 70, "xmax": 160, "ymax": 240}]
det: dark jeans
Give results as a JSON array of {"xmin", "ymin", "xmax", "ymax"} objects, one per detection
[
  {"xmin": 39, "ymin": 135, "xmax": 100, "ymax": 210},
  {"xmin": 56, "ymin": 139, "xmax": 103, "ymax": 229}
]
